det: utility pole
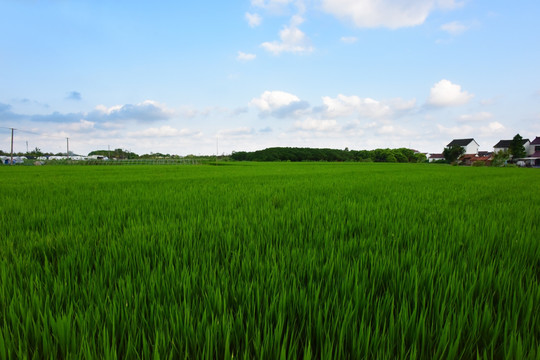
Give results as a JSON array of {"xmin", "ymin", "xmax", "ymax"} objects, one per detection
[
  {"xmin": 10, "ymin": 128, "xmax": 14, "ymax": 165},
  {"xmin": 26, "ymin": 141, "xmax": 29, "ymax": 154},
  {"xmin": 216, "ymin": 136, "xmax": 219, "ymax": 166},
  {"xmin": 66, "ymin": 138, "xmax": 70, "ymax": 160}
]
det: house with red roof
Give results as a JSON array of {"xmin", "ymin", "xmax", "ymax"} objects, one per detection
[
  {"xmin": 428, "ymin": 153, "xmax": 445, "ymax": 162},
  {"xmin": 459, "ymin": 154, "xmax": 492, "ymax": 166}
]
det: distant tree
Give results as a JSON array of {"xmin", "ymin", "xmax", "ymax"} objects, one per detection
[
  {"xmin": 89, "ymin": 149, "xmax": 139, "ymax": 159},
  {"xmin": 508, "ymin": 134, "xmax": 526, "ymax": 161},
  {"xmin": 23, "ymin": 147, "xmax": 43, "ymax": 156},
  {"xmin": 443, "ymin": 145, "xmax": 465, "ymax": 164},
  {"xmin": 491, "ymin": 150, "xmax": 509, "ymax": 167},
  {"xmin": 231, "ymin": 147, "xmax": 430, "ymax": 163},
  {"xmin": 393, "ymin": 151, "xmax": 408, "ymax": 163},
  {"xmin": 413, "ymin": 153, "xmax": 427, "ymax": 163}
]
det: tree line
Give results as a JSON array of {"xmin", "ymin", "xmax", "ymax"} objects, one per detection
[{"xmin": 231, "ymin": 147, "xmax": 427, "ymax": 163}]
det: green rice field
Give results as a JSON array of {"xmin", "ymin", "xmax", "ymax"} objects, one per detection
[{"xmin": 1, "ymin": 163, "xmax": 539, "ymax": 359}]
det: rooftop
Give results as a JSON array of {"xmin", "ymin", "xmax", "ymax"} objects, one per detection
[
  {"xmin": 447, "ymin": 138, "xmax": 477, "ymax": 147},
  {"xmin": 530, "ymin": 137, "xmax": 540, "ymax": 145},
  {"xmin": 493, "ymin": 139, "xmax": 530, "ymax": 148}
]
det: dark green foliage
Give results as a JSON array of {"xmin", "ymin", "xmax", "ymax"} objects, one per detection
[
  {"xmin": 414, "ymin": 153, "xmax": 428, "ymax": 163},
  {"xmin": 492, "ymin": 150, "xmax": 510, "ymax": 167},
  {"xmin": 88, "ymin": 148, "xmax": 139, "ymax": 159},
  {"xmin": 0, "ymin": 163, "xmax": 539, "ymax": 359},
  {"xmin": 231, "ymin": 147, "xmax": 422, "ymax": 163},
  {"xmin": 509, "ymin": 134, "xmax": 526, "ymax": 160},
  {"xmin": 386, "ymin": 153, "xmax": 397, "ymax": 162},
  {"xmin": 443, "ymin": 145, "xmax": 465, "ymax": 164}
]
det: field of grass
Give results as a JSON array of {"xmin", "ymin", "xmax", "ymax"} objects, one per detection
[{"xmin": 0, "ymin": 162, "xmax": 539, "ymax": 359}]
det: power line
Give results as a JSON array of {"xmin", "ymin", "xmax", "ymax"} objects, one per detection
[
  {"xmin": 1, "ymin": 126, "xmax": 74, "ymax": 162},
  {"xmin": 0, "ymin": 126, "xmax": 67, "ymax": 139}
]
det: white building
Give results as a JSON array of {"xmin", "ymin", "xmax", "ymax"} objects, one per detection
[
  {"xmin": 493, "ymin": 139, "xmax": 531, "ymax": 155},
  {"xmin": 529, "ymin": 137, "xmax": 540, "ymax": 155},
  {"xmin": 446, "ymin": 138, "xmax": 479, "ymax": 155}
]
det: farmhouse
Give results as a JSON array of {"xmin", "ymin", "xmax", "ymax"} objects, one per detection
[
  {"xmin": 428, "ymin": 154, "xmax": 445, "ymax": 162},
  {"xmin": 516, "ymin": 137, "xmax": 540, "ymax": 166},
  {"xmin": 493, "ymin": 138, "xmax": 531, "ymax": 154},
  {"xmin": 446, "ymin": 138, "xmax": 479, "ymax": 155},
  {"xmin": 518, "ymin": 152, "xmax": 540, "ymax": 167},
  {"xmin": 530, "ymin": 137, "xmax": 540, "ymax": 153},
  {"xmin": 460, "ymin": 154, "xmax": 491, "ymax": 166}
]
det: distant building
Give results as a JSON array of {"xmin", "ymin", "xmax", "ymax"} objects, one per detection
[
  {"xmin": 446, "ymin": 138, "xmax": 479, "ymax": 155},
  {"xmin": 459, "ymin": 154, "xmax": 491, "ymax": 166},
  {"xmin": 493, "ymin": 139, "xmax": 530, "ymax": 154},
  {"xmin": 530, "ymin": 137, "xmax": 540, "ymax": 154},
  {"xmin": 88, "ymin": 155, "xmax": 109, "ymax": 160},
  {"xmin": 518, "ymin": 137, "xmax": 540, "ymax": 166},
  {"xmin": 428, "ymin": 154, "xmax": 445, "ymax": 162}
]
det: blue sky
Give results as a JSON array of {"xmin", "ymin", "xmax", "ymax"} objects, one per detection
[{"xmin": 1, "ymin": 0, "xmax": 539, "ymax": 155}]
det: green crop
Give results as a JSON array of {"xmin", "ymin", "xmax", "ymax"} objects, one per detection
[{"xmin": 0, "ymin": 163, "xmax": 539, "ymax": 359}]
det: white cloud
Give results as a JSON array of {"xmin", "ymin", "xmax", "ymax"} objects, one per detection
[
  {"xmin": 320, "ymin": 0, "xmax": 439, "ymax": 29},
  {"xmin": 261, "ymin": 15, "xmax": 313, "ymax": 55},
  {"xmin": 376, "ymin": 124, "xmax": 416, "ymax": 136},
  {"xmin": 428, "ymin": 79, "xmax": 473, "ymax": 107},
  {"xmin": 436, "ymin": 124, "xmax": 474, "ymax": 136},
  {"xmin": 65, "ymin": 119, "xmax": 95, "ymax": 132},
  {"xmin": 178, "ymin": 106, "xmax": 199, "ymax": 119},
  {"xmin": 93, "ymin": 100, "xmax": 175, "ymax": 122},
  {"xmin": 250, "ymin": 90, "xmax": 309, "ymax": 118},
  {"xmin": 102, "ymin": 122, "xmax": 125, "ymax": 129},
  {"xmin": 458, "ymin": 112, "xmax": 493, "ymax": 122},
  {"xmin": 441, "ymin": 21, "xmax": 469, "ymax": 35},
  {"xmin": 322, "ymin": 94, "xmax": 395, "ymax": 119},
  {"xmin": 251, "ymin": 90, "xmax": 300, "ymax": 111},
  {"xmin": 294, "ymin": 118, "xmax": 340, "ymax": 131},
  {"xmin": 436, "ymin": 0, "xmax": 464, "ymax": 10},
  {"xmin": 218, "ymin": 127, "xmax": 255, "ymax": 137},
  {"xmin": 127, "ymin": 126, "xmax": 200, "ymax": 138},
  {"xmin": 480, "ymin": 121, "xmax": 505, "ymax": 135},
  {"xmin": 237, "ymin": 51, "xmax": 257, "ymax": 61},
  {"xmin": 252, "ymin": 0, "xmax": 294, "ymax": 13},
  {"xmin": 176, "ymin": 105, "xmax": 249, "ymax": 118},
  {"xmin": 480, "ymin": 97, "xmax": 498, "ymax": 106},
  {"xmin": 377, "ymin": 125, "xmax": 396, "ymax": 134},
  {"xmin": 340, "ymin": 36, "xmax": 358, "ymax": 44},
  {"xmin": 245, "ymin": 12, "xmax": 262, "ymax": 27},
  {"xmin": 387, "ymin": 98, "xmax": 417, "ymax": 111}
]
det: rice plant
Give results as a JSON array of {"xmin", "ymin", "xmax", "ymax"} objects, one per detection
[{"xmin": 0, "ymin": 163, "xmax": 539, "ymax": 359}]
